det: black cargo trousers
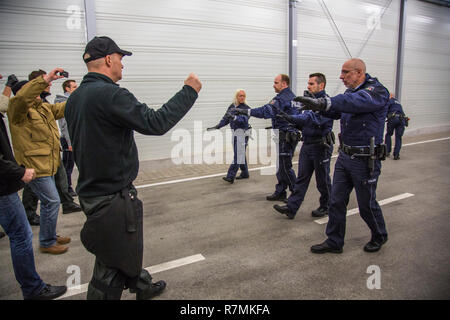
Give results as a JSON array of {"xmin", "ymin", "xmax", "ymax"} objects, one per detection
[{"xmin": 79, "ymin": 185, "xmax": 154, "ymax": 300}]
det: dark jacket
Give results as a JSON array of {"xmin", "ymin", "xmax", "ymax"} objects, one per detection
[
  {"xmin": 250, "ymin": 87, "xmax": 299, "ymax": 132},
  {"xmin": 65, "ymin": 72, "xmax": 198, "ymax": 197},
  {"xmin": 289, "ymin": 90, "xmax": 334, "ymax": 143},
  {"xmin": 325, "ymin": 74, "xmax": 389, "ymax": 146},
  {"xmin": 0, "ymin": 113, "xmax": 25, "ymax": 196},
  {"xmin": 386, "ymin": 98, "xmax": 404, "ymax": 116},
  {"xmin": 217, "ymin": 103, "xmax": 250, "ymax": 130}
]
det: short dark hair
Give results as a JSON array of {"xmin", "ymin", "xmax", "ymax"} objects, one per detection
[
  {"xmin": 309, "ymin": 73, "xmax": 326, "ymax": 88},
  {"xmin": 28, "ymin": 69, "xmax": 46, "ymax": 81},
  {"xmin": 280, "ymin": 74, "xmax": 290, "ymax": 86},
  {"xmin": 62, "ymin": 80, "xmax": 75, "ymax": 92}
]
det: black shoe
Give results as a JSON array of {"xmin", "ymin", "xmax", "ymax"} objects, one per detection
[
  {"xmin": 222, "ymin": 177, "xmax": 234, "ymax": 184},
  {"xmin": 235, "ymin": 175, "xmax": 249, "ymax": 180},
  {"xmin": 311, "ymin": 207, "xmax": 328, "ymax": 217},
  {"xmin": 311, "ymin": 241, "xmax": 343, "ymax": 254},
  {"xmin": 62, "ymin": 202, "xmax": 82, "ymax": 214},
  {"xmin": 273, "ymin": 204, "xmax": 295, "ymax": 219},
  {"xmin": 27, "ymin": 213, "xmax": 40, "ymax": 226},
  {"xmin": 132, "ymin": 280, "xmax": 167, "ymax": 300},
  {"xmin": 364, "ymin": 237, "xmax": 388, "ymax": 253},
  {"xmin": 68, "ymin": 189, "xmax": 77, "ymax": 197},
  {"xmin": 25, "ymin": 284, "xmax": 67, "ymax": 300},
  {"xmin": 393, "ymin": 155, "xmax": 400, "ymax": 160},
  {"xmin": 0, "ymin": 231, "xmax": 5, "ymax": 239},
  {"xmin": 266, "ymin": 193, "xmax": 286, "ymax": 201}
]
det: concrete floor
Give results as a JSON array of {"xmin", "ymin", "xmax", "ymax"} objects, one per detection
[{"xmin": 1, "ymin": 132, "xmax": 449, "ymax": 300}]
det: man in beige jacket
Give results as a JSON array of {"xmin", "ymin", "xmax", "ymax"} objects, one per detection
[{"xmin": 7, "ymin": 68, "xmax": 71, "ymax": 255}]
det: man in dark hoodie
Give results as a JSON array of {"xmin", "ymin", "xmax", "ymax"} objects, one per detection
[{"xmin": 65, "ymin": 36, "xmax": 201, "ymax": 300}]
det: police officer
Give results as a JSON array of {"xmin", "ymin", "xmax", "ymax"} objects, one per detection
[
  {"xmin": 234, "ymin": 74, "xmax": 300, "ymax": 201},
  {"xmin": 207, "ymin": 89, "xmax": 251, "ymax": 183},
  {"xmin": 273, "ymin": 73, "xmax": 334, "ymax": 219},
  {"xmin": 384, "ymin": 93, "xmax": 407, "ymax": 160},
  {"xmin": 65, "ymin": 36, "xmax": 201, "ymax": 299},
  {"xmin": 295, "ymin": 58, "xmax": 389, "ymax": 253}
]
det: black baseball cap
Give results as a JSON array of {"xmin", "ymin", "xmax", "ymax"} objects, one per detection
[{"xmin": 83, "ymin": 36, "xmax": 132, "ymax": 63}]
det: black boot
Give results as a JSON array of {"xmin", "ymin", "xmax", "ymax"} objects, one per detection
[
  {"xmin": 129, "ymin": 269, "xmax": 166, "ymax": 300},
  {"xmin": 266, "ymin": 192, "xmax": 286, "ymax": 201},
  {"xmin": 273, "ymin": 204, "xmax": 295, "ymax": 219},
  {"xmin": 311, "ymin": 207, "xmax": 328, "ymax": 217}
]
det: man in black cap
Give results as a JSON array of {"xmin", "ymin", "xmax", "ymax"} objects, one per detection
[{"xmin": 65, "ymin": 36, "xmax": 202, "ymax": 300}]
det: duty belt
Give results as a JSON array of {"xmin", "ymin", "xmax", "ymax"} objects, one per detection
[
  {"xmin": 341, "ymin": 144, "xmax": 373, "ymax": 156},
  {"xmin": 303, "ymin": 137, "xmax": 323, "ymax": 145}
]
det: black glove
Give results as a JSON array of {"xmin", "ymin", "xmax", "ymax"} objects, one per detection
[
  {"xmin": 275, "ymin": 110, "xmax": 295, "ymax": 124},
  {"xmin": 206, "ymin": 125, "xmax": 220, "ymax": 131},
  {"xmin": 293, "ymin": 96, "xmax": 328, "ymax": 111},
  {"xmin": 233, "ymin": 108, "xmax": 250, "ymax": 116},
  {"xmin": 224, "ymin": 111, "xmax": 234, "ymax": 121},
  {"xmin": 303, "ymin": 90, "xmax": 315, "ymax": 98},
  {"xmin": 6, "ymin": 74, "xmax": 18, "ymax": 88}
]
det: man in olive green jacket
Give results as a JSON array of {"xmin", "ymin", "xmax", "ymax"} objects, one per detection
[{"xmin": 7, "ymin": 68, "xmax": 71, "ymax": 255}]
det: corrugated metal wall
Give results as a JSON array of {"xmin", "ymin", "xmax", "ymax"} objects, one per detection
[
  {"xmin": 0, "ymin": 0, "xmax": 449, "ymax": 162},
  {"xmin": 402, "ymin": 0, "xmax": 450, "ymax": 131}
]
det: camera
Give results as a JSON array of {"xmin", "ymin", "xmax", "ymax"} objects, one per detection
[{"xmin": 59, "ymin": 71, "xmax": 69, "ymax": 78}]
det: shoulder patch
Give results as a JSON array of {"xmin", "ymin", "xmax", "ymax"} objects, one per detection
[{"xmin": 366, "ymin": 86, "xmax": 374, "ymax": 91}]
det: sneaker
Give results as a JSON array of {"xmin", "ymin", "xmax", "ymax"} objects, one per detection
[
  {"xmin": 24, "ymin": 284, "xmax": 67, "ymax": 300},
  {"xmin": 39, "ymin": 244, "xmax": 68, "ymax": 255},
  {"xmin": 56, "ymin": 235, "xmax": 71, "ymax": 245}
]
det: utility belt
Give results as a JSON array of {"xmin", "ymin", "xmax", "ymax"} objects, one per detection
[
  {"xmin": 387, "ymin": 113, "xmax": 410, "ymax": 127},
  {"xmin": 302, "ymin": 131, "xmax": 335, "ymax": 149},
  {"xmin": 338, "ymin": 135, "xmax": 387, "ymax": 175}
]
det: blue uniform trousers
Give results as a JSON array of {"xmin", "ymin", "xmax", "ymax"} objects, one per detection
[
  {"xmin": 275, "ymin": 133, "xmax": 298, "ymax": 196},
  {"xmin": 385, "ymin": 117, "xmax": 405, "ymax": 157},
  {"xmin": 287, "ymin": 143, "xmax": 332, "ymax": 215},
  {"xmin": 325, "ymin": 152, "xmax": 388, "ymax": 249},
  {"xmin": 226, "ymin": 136, "xmax": 249, "ymax": 179}
]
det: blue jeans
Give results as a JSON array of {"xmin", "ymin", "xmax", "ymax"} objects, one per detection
[
  {"xmin": 28, "ymin": 176, "xmax": 60, "ymax": 247},
  {"xmin": 0, "ymin": 192, "xmax": 46, "ymax": 298}
]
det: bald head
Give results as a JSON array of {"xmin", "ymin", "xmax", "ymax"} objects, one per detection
[{"xmin": 340, "ymin": 58, "xmax": 367, "ymax": 89}]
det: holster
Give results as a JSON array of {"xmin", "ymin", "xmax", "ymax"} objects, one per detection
[
  {"xmin": 285, "ymin": 131, "xmax": 302, "ymax": 144},
  {"xmin": 80, "ymin": 186, "xmax": 144, "ymax": 278}
]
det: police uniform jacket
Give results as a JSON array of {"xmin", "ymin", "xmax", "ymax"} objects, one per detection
[
  {"xmin": 65, "ymin": 72, "xmax": 198, "ymax": 197},
  {"xmin": 325, "ymin": 74, "xmax": 389, "ymax": 146},
  {"xmin": 291, "ymin": 90, "xmax": 333, "ymax": 143},
  {"xmin": 249, "ymin": 87, "xmax": 299, "ymax": 133},
  {"xmin": 217, "ymin": 103, "xmax": 250, "ymax": 130},
  {"xmin": 387, "ymin": 98, "xmax": 404, "ymax": 116}
]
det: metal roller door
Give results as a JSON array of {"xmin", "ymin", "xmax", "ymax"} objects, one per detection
[{"xmin": 94, "ymin": 0, "xmax": 289, "ymax": 161}]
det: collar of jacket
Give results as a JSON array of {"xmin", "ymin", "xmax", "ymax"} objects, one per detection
[
  {"xmin": 82, "ymin": 72, "xmax": 118, "ymax": 86},
  {"xmin": 314, "ymin": 90, "xmax": 327, "ymax": 98},
  {"xmin": 351, "ymin": 73, "xmax": 372, "ymax": 92}
]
